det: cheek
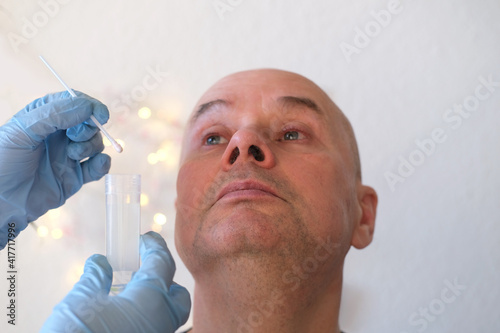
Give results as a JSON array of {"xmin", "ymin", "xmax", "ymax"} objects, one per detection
[
  {"xmin": 175, "ymin": 161, "xmax": 215, "ymax": 261},
  {"xmin": 282, "ymin": 153, "xmax": 354, "ymax": 234},
  {"xmin": 176, "ymin": 161, "xmax": 211, "ymax": 219},
  {"xmin": 285, "ymin": 153, "xmax": 336, "ymax": 198}
]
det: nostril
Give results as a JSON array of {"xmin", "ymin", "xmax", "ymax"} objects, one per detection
[
  {"xmin": 229, "ymin": 147, "xmax": 240, "ymax": 164},
  {"xmin": 249, "ymin": 145, "xmax": 265, "ymax": 162}
]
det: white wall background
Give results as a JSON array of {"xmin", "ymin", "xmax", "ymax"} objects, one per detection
[{"xmin": 0, "ymin": 0, "xmax": 499, "ymax": 332}]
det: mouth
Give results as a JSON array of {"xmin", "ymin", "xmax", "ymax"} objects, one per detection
[{"xmin": 216, "ymin": 180, "xmax": 282, "ymax": 202}]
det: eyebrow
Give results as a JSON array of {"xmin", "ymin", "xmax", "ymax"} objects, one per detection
[
  {"xmin": 276, "ymin": 96, "xmax": 323, "ymax": 115},
  {"xmin": 191, "ymin": 99, "xmax": 229, "ymax": 123},
  {"xmin": 190, "ymin": 95, "xmax": 323, "ymax": 124}
]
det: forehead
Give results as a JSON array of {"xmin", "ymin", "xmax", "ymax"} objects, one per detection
[
  {"xmin": 189, "ymin": 69, "xmax": 336, "ymax": 123},
  {"xmin": 202, "ymin": 69, "xmax": 319, "ymax": 95}
]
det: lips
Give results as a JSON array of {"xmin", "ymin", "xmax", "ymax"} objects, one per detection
[{"xmin": 216, "ymin": 180, "xmax": 281, "ymax": 202}]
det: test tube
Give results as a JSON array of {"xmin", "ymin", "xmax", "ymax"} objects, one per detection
[{"xmin": 105, "ymin": 174, "xmax": 141, "ymax": 295}]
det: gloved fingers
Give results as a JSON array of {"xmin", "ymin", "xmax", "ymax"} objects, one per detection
[
  {"xmin": 80, "ymin": 153, "xmax": 111, "ymax": 184},
  {"xmin": 15, "ymin": 91, "xmax": 109, "ymax": 143},
  {"xmin": 66, "ymin": 106, "xmax": 110, "ymax": 143},
  {"xmin": 164, "ymin": 283, "xmax": 192, "ymax": 327},
  {"xmin": 128, "ymin": 232, "xmax": 176, "ymax": 289},
  {"xmin": 68, "ymin": 254, "xmax": 113, "ymax": 298},
  {"xmin": 73, "ymin": 91, "xmax": 109, "ymax": 125},
  {"xmin": 68, "ymin": 132, "xmax": 105, "ymax": 161},
  {"xmin": 22, "ymin": 91, "xmax": 73, "ymax": 111},
  {"xmin": 40, "ymin": 254, "xmax": 113, "ymax": 333},
  {"xmin": 23, "ymin": 91, "xmax": 109, "ymax": 125},
  {"xmin": 66, "ymin": 122, "xmax": 100, "ymax": 143},
  {"xmin": 118, "ymin": 260, "xmax": 191, "ymax": 331},
  {"xmin": 65, "ymin": 92, "xmax": 110, "ymax": 142}
]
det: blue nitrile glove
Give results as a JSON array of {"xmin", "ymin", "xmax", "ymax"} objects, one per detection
[
  {"xmin": 0, "ymin": 91, "xmax": 111, "ymax": 249},
  {"xmin": 41, "ymin": 231, "xmax": 191, "ymax": 333}
]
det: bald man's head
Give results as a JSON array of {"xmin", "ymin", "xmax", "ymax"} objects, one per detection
[{"xmin": 175, "ymin": 68, "xmax": 378, "ymax": 278}]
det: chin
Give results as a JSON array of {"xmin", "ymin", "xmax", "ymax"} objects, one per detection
[{"xmin": 206, "ymin": 208, "xmax": 284, "ymax": 255}]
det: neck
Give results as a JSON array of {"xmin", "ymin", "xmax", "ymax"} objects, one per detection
[{"xmin": 189, "ymin": 255, "xmax": 343, "ymax": 333}]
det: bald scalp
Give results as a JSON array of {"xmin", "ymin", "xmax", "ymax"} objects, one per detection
[{"xmin": 184, "ymin": 68, "xmax": 362, "ymax": 180}]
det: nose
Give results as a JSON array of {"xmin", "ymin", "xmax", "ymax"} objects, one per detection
[{"xmin": 222, "ymin": 129, "xmax": 275, "ymax": 170}]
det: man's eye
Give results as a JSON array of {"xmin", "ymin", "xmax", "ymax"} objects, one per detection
[
  {"xmin": 205, "ymin": 135, "xmax": 228, "ymax": 145},
  {"xmin": 283, "ymin": 131, "xmax": 301, "ymax": 141}
]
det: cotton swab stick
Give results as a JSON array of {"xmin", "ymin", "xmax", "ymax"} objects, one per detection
[{"xmin": 39, "ymin": 55, "xmax": 123, "ymax": 153}]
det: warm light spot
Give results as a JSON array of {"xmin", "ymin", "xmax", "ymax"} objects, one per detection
[
  {"xmin": 138, "ymin": 107, "xmax": 152, "ymax": 119},
  {"xmin": 158, "ymin": 141, "xmax": 179, "ymax": 168},
  {"xmin": 51, "ymin": 228, "xmax": 63, "ymax": 239},
  {"xmin": 156, "ymin": 149, "xmax": 167, "ymax": 161},
  {"xmin": 67, "ymin": 264, "xmax": 85, "ymax": 286},
  {"xmin": 157, "ymin": 100, "xmax": 183, "ymax": 123},
  {"xmin": 46, "ymin": 209, "xmax": 61, "ymax": 219},
  {"xmin": 103, "ymin": 137, "xmax": 111, "ymax": 147},
  {"xmin": 140, "ymin": 194, "xmax": 150, "ymax": 206},
  {"xmin": 147, "ymin": 153, "xmax": 159, "ymax": 165},
  {"xmin": 37, "ymin": 226, "xmax": 49, "ymax": 238},
  {"xmin": 165, "ymin": 154, "xmax": 179, "ymax": 168},
  {"xmin": 154, "ymin": 213, "xmax": 167, "ymax": 225},
  {"xmin": 152, "ymin": 224, "xmax": 162, "ymax": 233},
  {"xmin": 116, "ymin": 139, "xmax": 125, "ymax": 149}
]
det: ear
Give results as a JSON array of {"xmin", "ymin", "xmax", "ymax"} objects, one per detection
[{"xmin": 351, "ymin": 185, "xmax": 378, "ymax": 249}]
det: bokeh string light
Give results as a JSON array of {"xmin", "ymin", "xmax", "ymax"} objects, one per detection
[{"xmin": 138, "ymin": 106, "xmax": 152, "ymax": 120}]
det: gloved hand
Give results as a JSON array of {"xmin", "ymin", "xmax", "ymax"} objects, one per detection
[
  {"xmin": 0, "ymin": 91, "xmax": 111, "ymax": 249},
  {"xmin": 41, "ymin": 231, "xmax": 191, "ymax": 333}
]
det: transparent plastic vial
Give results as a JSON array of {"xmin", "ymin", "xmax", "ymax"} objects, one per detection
[{"xmin": 105, "ymin": 174, "xmax": 141, "ymax": 295}]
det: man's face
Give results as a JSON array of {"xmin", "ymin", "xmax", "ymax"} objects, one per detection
[{"xmin": 175, "ymin": 69, "xmax": 363, "ymax": 275}]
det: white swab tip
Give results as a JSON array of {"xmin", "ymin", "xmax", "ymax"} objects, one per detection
[{"xmin": 112, "ymin": 141, "xmax": 123, "ymax": 153}]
